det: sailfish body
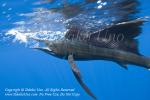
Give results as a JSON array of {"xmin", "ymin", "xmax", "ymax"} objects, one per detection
[
  {"xmin": 35, "ymin": 25, "xmax": 150, "ymax": 69},
  {"xmin": 30, "ymin": 0, "xmax": 150, "ymax": 99},
  {"xmin": 31, "ymin": 18, "xmax": 150, "ymax": 99}
]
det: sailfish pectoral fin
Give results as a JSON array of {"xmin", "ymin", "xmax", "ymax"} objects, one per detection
[{"xmin": 68, "ymin": 55, "xmax": 97, "ymax": 100}]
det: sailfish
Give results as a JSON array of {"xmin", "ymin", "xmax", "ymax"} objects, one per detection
[{"xmin": 29, "ymin": 0, "xmax": 150, "ymax": 99}]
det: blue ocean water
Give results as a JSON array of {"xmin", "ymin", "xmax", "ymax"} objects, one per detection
[{"xmin": 0, "ymin": 0, "xmax": 150, "ymax": 100}]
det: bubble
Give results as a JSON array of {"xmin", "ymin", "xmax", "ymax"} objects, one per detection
[
  {"xmin": 2, "ymin": 11, "xmax": 6, "ymax": 14},
  {"xmin": 97, "ymin": 0, "xmax": 102, "ymax": 4},
  {"xmin": 97, "ymin": 5, "xmax": 102, "ymax": 9},
  {"xmin": 6, "ymin": 14, "xmax": 10, "ymax": 18},
  {"xmin": 8, "ymin": 18, "xmax": 11, "ymax": 21},
  {"xmin": 8, "ymin": 8, "xmax": 12, "ymax": 11},
  {"xmin": 102, "ymin": 2, "xmax": 107, "ymax": 6},
  {"xmin": 98, "ymin": 21, "xmax": 102, "ymax": 23},
  {"xmin": 2, "ymin": 3, "xmax": 7, "ymax": 7}
]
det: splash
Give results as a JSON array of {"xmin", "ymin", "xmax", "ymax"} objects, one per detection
[
  {"xmin": 2, "ymin": 0, "xmax": 112, "ymax": 48},
  {"xmin": 5, "ymin": 9, "xmax": 67, "ymax": 47}
]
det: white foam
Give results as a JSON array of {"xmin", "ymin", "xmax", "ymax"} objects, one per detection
[{"xmin": 6, "ymin": 29, "xmax": 27, "ymax": 43}]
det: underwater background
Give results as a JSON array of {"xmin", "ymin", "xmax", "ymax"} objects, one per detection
[{"xmin": 0, "ymin": 0, "xmax": 150, "ymax": 100}]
